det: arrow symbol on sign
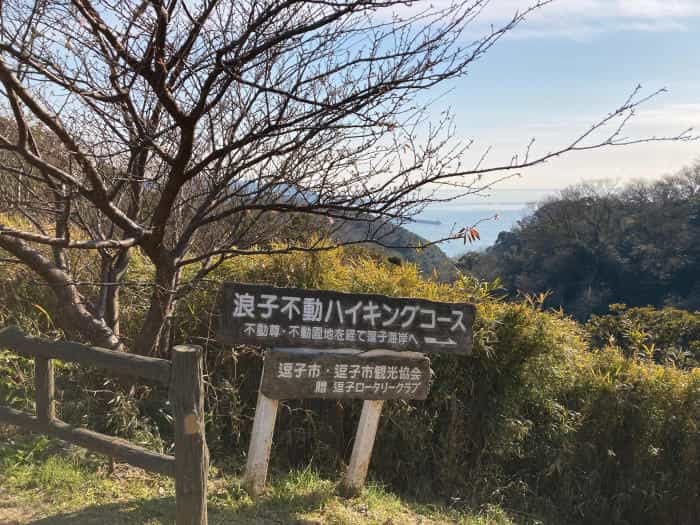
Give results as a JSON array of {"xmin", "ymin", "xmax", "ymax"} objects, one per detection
[{"xmin": 424, "ymin": 336, "xmax": 457, "ymax": 346}]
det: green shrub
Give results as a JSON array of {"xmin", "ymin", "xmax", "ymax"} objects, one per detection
[
  {"xmin": 587, "ymin": 304, "xmax": 700, "ymax": 368},
  {"xmin": 1, "ymin": 245, "xmax": 699, "ymax": 523}
]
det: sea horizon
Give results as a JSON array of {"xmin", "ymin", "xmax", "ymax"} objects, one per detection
[{"xmin": 403, "ymin": 188, "xmax": 557, "ymax": 258}]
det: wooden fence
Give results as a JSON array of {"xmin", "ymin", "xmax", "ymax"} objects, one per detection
[{"xmin": 0, "ymin": 326, "xmax": 208, "ymax": 525}]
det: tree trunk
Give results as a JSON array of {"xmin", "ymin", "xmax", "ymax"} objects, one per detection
[
  {"xmin": 95, "ymin": 249, "xmax": 130, "ymax": 339},
  {"xmin": 0, "ymin": 234, "xmax": 122, "ymax": 351},
  {"xmin": 104, "ymin": 250, "xmax": 130, "ymax": 338},
  {"xmin": 133, "ymin": 264, "xmax": 179, "ymax": 357},
  {"xmin": 52, "ymin": 186, "xmax": 69, "ymax": 272}
]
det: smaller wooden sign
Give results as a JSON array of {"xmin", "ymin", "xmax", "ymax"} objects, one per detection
[{"xmin": 261, "ymin": 349, "xmax": 430, "ymax": 400}]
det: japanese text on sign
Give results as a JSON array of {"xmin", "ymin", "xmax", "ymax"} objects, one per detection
[
  {"xmin": 261, "ymin": 349, "xmax": 431, "ymax": 400},
  {"xmin": 218, "ymin": 283, "xmax": 474, "ymax": 354}
]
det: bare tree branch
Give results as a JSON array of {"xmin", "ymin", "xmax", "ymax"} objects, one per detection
[{"xmin": 0, "ymin": 0, "xmax": 692, "ymax": 355}]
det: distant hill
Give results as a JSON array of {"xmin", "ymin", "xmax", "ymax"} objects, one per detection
[
  {"xmin": 458, "ymin": 166, "xmax": 700, "ymax": 319},
  {"xmin": 333, "ymin": 219, "xmax": 459, "ymax": 282},
  {"xmin": 236, "ymin": 206, "xmax": 460, "ymax": 282}
]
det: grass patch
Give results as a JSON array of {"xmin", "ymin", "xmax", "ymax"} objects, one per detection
[{"xmin": 0, "ymin": 430, "xmax": 518, "ymax": 524}]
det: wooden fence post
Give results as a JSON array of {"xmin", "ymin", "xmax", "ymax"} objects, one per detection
[
  {"xmin": 243, "ymin": 391, "xmax": 279, "ymax": 497},
  {"xmin": 35, "ymin": 357, "xmax": 55, "ymax": 424},
  {"xmin": 170, "ymin": 345, "xmax": 208, "ymax": 525},
  {"xmin": 342, "ymin": 400, "xmax": 384, "ymax": 496}
]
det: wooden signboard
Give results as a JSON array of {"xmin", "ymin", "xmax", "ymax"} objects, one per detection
[
  {"xmin": 261, "ymin": 349, "xmax": 430, "ymax": 400},
  {"xmin": 223, "ymin": 282, "xmax": 477, "ymax": 498},
  {"xmin": 218, "ymin": 282, "xmax": 475, "ymax": 354}
]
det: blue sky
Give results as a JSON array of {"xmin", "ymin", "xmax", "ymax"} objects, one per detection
[{"xmin": 403, "ymin": 0, "xmax": 700, "ymax": 195}]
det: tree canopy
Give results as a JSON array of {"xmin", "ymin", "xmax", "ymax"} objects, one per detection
[
  {"xmin": 460, "ymin": 164, "xmax": 700, "ymax": 319},
  {"xmin": 0, "ymin": 0, "xmax": 690, "ymax": 354}
]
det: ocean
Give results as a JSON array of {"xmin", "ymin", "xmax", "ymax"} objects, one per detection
[
  {"xmin": 402, "ymin": 189, "xmax": 556, "ymax": 258},
  {"xmin": 405, "ymin": 205, "xmax": 528, "ymax": 258}
]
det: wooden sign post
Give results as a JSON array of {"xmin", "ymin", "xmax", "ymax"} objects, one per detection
[
  {"xmin": 244, "ymin": 391, "xmax": 279, "ymax": 496},
  {"xmin": 219, "ymin": 283, "xmax": 475, "ymax": 497},
  {"xmin": 344, "ymin": 399, "xmax": 384, "ymax": 495}
]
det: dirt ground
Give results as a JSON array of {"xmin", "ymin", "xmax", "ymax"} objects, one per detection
[{"xmin": 0, "ymin": 491, "xmax": 41, "ymax": 525}]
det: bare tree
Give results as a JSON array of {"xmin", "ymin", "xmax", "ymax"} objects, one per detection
[{"xmin": 0, "ymin": 0, "xmax": 693, "ymax": 355}]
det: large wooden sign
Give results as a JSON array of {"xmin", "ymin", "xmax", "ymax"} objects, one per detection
[
  {"xmin": 261, "ymin": 349, "xmax": 430, "ymax": 400},
  {"xmin": 218, "ymin": 283, "xmax": 475, "ymax": 354}
]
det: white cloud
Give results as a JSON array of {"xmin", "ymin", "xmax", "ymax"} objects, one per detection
[
  {"xmin": 478, "ymin": 102, "xmax": 700, "ymax": 139},
  {"xmin": 630, "ymin": 103, "xmax": 700, "ymax": 130},
  {"xmin": 477, "ymin": 0, "xmax": 700, "ymax": 23},
  {"xmin": 384, "ymin": 0, "xmax": 700, "ymax": 39},
  {"xmin": 452, "ymin": 100, "xmax": 700, "ymax": 190},
  {"xmin": 512, "ymin": 0, "xmax": 700, "ymax": 38}
]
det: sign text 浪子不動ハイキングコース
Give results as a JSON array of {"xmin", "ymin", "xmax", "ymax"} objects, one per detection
[{"xmin": 217, "ymin": 283, "xmax": 475, "ymax": 354}]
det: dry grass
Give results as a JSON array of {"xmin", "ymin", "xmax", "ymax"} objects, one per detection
[{"xmin": 0, "ymin": 430, "xmax": 515, "ymax": 525}]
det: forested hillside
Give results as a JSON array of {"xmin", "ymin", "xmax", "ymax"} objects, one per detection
[{"xmin": 458, "ymin": 164, "xmax": 700, "ymax": 320}]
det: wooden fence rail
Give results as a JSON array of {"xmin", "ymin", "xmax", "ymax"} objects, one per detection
[
  {"xmin": 0, "ymin": 326, "xmax": 171, "ymax": 385},
  {"xmin": 0, "ymin": 326, "xmax": 208, "ymax": 525}
]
